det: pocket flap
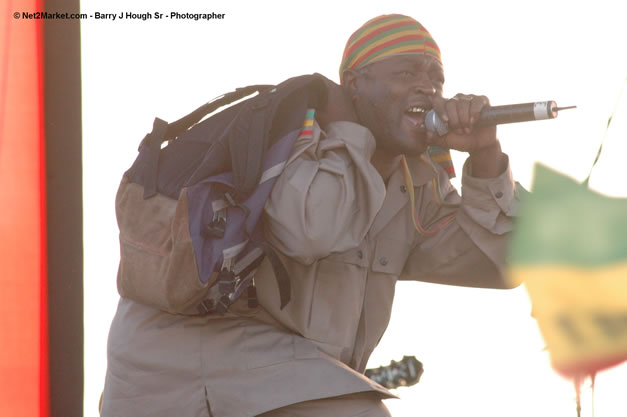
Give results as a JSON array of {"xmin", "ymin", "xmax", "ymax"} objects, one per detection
[
  {"xmin": 371, "ymin": 237, "xmax": 410, "ymax": 275},
  {"xmin": 323, "ymin": 245, "xmax": 370, "ymax": 268}
]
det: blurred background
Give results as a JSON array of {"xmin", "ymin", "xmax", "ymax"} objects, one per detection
[{"xmin": 80, "ymin": 0, "xmax": 627, "ymax": 416}]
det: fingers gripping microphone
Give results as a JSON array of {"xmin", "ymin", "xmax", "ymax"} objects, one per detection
[{"xmin": 424, "ymin": 101, "xmax": 576, "ymax": 136}]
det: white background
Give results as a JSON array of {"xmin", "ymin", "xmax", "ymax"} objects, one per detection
[{"xmin": 80, "ymin": 1, "xmax": 627, "ymax": 416}]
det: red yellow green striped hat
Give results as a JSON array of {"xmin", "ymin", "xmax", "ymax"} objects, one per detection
[{"xmin": 340, "ymin": 14, "xmax": 442, "ymax": 81}]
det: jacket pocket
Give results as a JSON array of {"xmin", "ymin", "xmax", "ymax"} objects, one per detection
[
  {"xmin": 306, "ymin": 257, "xmax": 367, "ymax": 352},
  {"xmin": 371, "ymin": 237, "xmax": 411, "ymax": 275}
]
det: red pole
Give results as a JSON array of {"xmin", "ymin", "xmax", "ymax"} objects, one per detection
[{"xmin": 0, "ymin": 0, "xmax": 49, "ymax": 415}]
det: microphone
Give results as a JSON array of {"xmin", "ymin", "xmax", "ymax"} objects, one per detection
[{"xmin": 424, "ymin": 101, "xmax": 576, "ymax": 136}]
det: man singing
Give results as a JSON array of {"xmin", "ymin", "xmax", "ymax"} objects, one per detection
[{"xmin": 101, "ymin": 13, "xmax": 523, "ymax": 417}]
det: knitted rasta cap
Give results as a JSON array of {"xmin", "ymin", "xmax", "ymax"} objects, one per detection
[{"xmin": 339, "ymin": 14, "xmax": 442, "ymax": 81}]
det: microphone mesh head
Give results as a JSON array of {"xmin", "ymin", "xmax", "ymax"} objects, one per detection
[{"xmin": 425, "ymin": 110, "xmax": 449, "ymax": 136}]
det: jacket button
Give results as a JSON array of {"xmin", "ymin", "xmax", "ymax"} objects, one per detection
[
  {"xmin": 357, "ymin": 250, "xmax": 363, "ymax": 259},
  {"xmin": 495, "ymin": 191, "xmax": 503, "ymax": 198},
  {"xmin": 400, "ymin": 185, "xmax": 407, "ymax": 193},
  {"xmin": 379, "ymin": 256, "xmax": 388, "ymax": 266}
]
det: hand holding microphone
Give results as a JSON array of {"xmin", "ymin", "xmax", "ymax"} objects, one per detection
[
  {"xmin": 425, "ymin": 99, "xmax": 576, "ymax": 136},
  {"xmin": 424, "ymin": 94, "xmax": 575, "ymax": 177}
]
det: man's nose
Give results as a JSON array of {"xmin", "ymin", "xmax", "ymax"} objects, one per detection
[{"xmin": 413, "ymin": 78, "xmax": 436, "ymax": 95}]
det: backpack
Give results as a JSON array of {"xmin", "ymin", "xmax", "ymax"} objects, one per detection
[{"xmin": 115, "ymin": 74, "xmax": 327, "ymax": 315}]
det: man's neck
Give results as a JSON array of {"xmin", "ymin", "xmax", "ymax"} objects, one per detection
[{"xmin": 371, "ymin": 149, "xmax": 402, "ymax": 184}]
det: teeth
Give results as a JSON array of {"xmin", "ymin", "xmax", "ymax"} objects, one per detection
[{"xmin": 407, "ymin": 107, "xmax": 426, "ymax": 113}]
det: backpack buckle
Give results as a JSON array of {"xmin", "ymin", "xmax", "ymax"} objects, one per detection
[
  {"xmin": 203, "ymin": 208, "xmax": 226, "ymax": 238},
  {"xmin": 217, "ymin": 269, "xmax": 236, "ymax": 294},
  {"xmin": 197, "ymin": 299, "xmax": 215, "ymax": 315}
]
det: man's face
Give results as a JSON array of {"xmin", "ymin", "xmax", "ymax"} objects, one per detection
[{"xmin": 346, "ymin": 55, "xmax": 444, "ymax": 156}]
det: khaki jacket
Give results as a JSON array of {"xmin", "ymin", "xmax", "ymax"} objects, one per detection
[{"xmin": 102, "ymin": 121, "xmax": 523, "ymax": 417}]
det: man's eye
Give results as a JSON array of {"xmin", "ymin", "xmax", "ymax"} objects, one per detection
[
  {"xmin": 398, "ymin": 71, "xmax": 415, "ymax": 77},
  {"xmin": 430, "ymin": 73, "xmax": 445, "ymax": 85}
]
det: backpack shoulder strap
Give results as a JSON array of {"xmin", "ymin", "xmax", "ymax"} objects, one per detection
[
  {"xmin": 165, "ymin": 84, "xmax": 273, "ymax": 141},
  {"xmin": 139, "ymin": 84, "xmax": 273, "ymax": 199},
  {"xmin": 229, "ymin": 74, "xmax": 327, "ymax": 200}
]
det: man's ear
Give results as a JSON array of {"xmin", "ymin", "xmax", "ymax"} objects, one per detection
[{"xmin": 340, "ymin": 69, "xmax": 360, "ymax": 96}]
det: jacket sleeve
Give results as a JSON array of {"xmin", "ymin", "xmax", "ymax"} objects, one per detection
[
  {"xmin": 264, "ymin": 120, "xmax": 385, "ymax": 265},
  {"xmin": 400, "ymin": 154, "xmax": 527, "ymax": 289}
]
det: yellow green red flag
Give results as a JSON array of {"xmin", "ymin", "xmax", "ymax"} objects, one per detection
[{"xmin": 508, "ymin": 164, "xmax": 627, "ymax": 377}]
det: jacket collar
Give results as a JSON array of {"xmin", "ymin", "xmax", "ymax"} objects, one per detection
[{"xmin": 369, "ymin": 153, "xmax": 436, "ymax": 237}]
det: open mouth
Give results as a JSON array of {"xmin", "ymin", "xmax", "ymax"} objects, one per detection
[{"xmin": 404, "ymin": 105, "xmax": 428, "ymax": 128}]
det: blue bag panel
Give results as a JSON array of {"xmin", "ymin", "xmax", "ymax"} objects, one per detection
[
  {"xmin": 124, "ymin": 101, "xmax": 246, "ymax": 199},
  {"xmin": 185, "ymin": 128, "xmax": 301, "ymax": 284},
  {"xmin": 125, "ymin": 75, "xmax": 326, "ymax": 203}
]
